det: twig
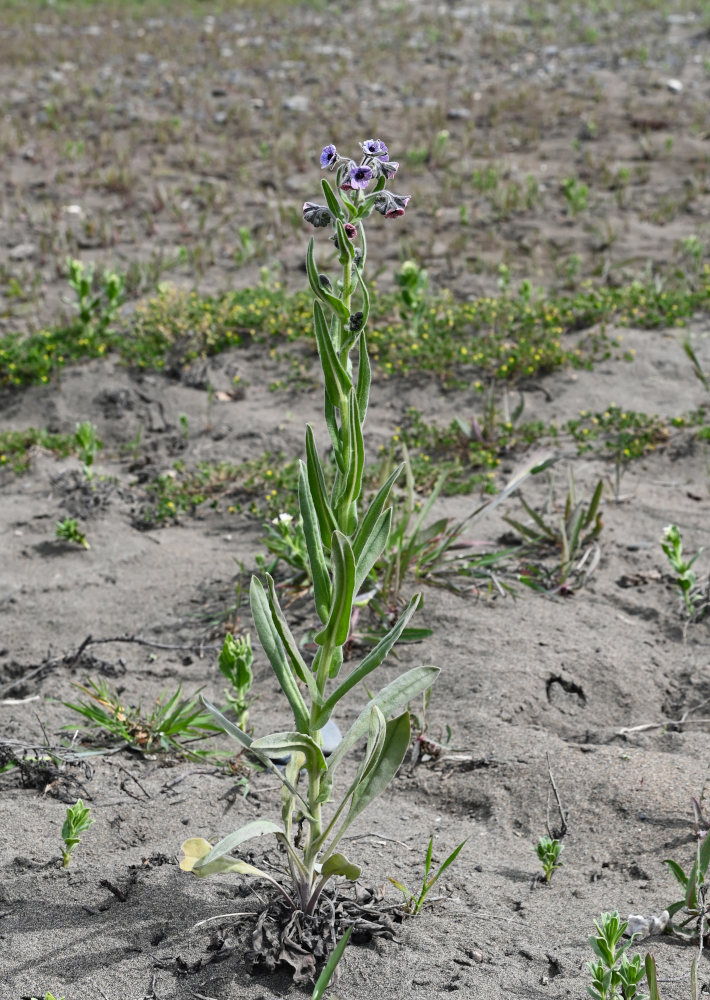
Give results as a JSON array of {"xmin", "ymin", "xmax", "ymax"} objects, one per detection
[
  {"xmin": 0, "ymin": 633, "xmax": 221, "ymax": 697},
  {"xmin": 616, "ymin": 697, "xmax": 710, "ymax": 738},
  {"xmin": 77, "ymin": 634, "xmax": 221, "ymax": 654},
  {"xmin": 545, "ymin": 752, "xmax": 568, "ymax": 839},
  {"xmin": 115, "ymin": 762, "xmax": 151, "ymax": 800},
  {"xmin": 344, "ymin": 832, "xmax": 412, "ymax": 850}
]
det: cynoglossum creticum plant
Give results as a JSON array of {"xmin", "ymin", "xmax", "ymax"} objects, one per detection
[{"xmin": 181, "ymin": 140, "xmax": 437, "ymax": 917}]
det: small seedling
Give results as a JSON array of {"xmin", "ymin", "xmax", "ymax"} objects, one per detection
[
  {"xmin": 395, "ymin": 259, "xmax": 429, "ymax": 336},
  {"xmin": 587, "ymin": 911, "xmax": 645, "ymax": 1000},
  {"xmin": 61, "ymin": 799, "xmax": 94, "ymax": 867},
  {"xmin": 661, "ymin": 524, "xmax": 705, "ymax": 619},
  {"xmin": 55, "ymin": 517, "xmax": 90, "ymax": 550},
  {"xmin": 30, "ymin": 993, "xmax": 64, "ymax": 1000},
  {"xmin": 218, "ymin": 632, "xmax": 254, "ymax": 731},
  {"xmin": 67, "ymin": 257, "xmax": 124, "ymax": 337},
  {"xmin": 73, "ymin": 420, "xmax": 102, "ymax": 478},
  {"xmin": 535, "ymin": 835, "xmax": 563, "ymax": 883},
  {"xmin": 388, "ymin": 835, "xmax": 466, "ymax": 915}
]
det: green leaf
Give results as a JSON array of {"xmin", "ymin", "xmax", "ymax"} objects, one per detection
[
  {"xmin": 321, "ymin": 177, "xmax": 344, "ymax": 221},
  {"xmin": 264, "ymin": 576, "xmax": 320, "ymax": 705},
  {"xmin": 299, "ymin": 462, "xmax": 332, "ymax": 623},
  {"xmin": 343, "ymin": 712, "xmax": 410, "ymax": 830},
  {"xmin": 305, "ymin": 425, "xmax": 337, "ymax": 546},
  {"xmin": 334, "ymin": 390, "xmax": 364, "ymax": 531},
  {"xmin": 314, "ymin": 531, "xmax": 355, "ymax": 650},
  {"xmin": 320, "ymin": 852, "xmax": 361, "ymax": 882},
  {"xmin": 312, "ymin": 926, "xmax": 353, "ymax": 1000},
  {"xmin": 352, "ymin": 465, "xmax": 402, "ymax": 564},
  {"xmin": 250, "ymin": 576, "xmax": 310, "ymax": 733},
  {"xmin": 326, "ymin": 665, "xmax": 439, "ymax": 775},
  {"xmin": 355, "ymin": 326, "xmax": 371, "ymax": 422},
  {"xmin": 663, "ymin": 858, "xmax": 688, "ymax": 890},
  {"xmin": 324, "ymin": 396, "xmax": 344, "ymax": 473},
  {"xmin": 195, "ymin": 820, "xmax": 283, "ymax": 869},
  {"xmin": 313, "ymin": 300, "xmax": 352, "ymax": 407},
  {"xmin": 252, "ymin": 731, "xmax": 327, "ymax": 774},
  {"xmin": 313, "ymin": 594, "xmax": 422, "ymax": 728},
  {"xmin": 306, "ymin": 237, "xmax": 326, "ymax": 301},
  {"xmin": 353, "ymin": 508, "xmax": 392, "ymax": 596},
  {"xmin": 645, "ymin": 954, "xmax": 661, "ymax": 1000},
  {"xmin": 199, "ymin": 697, "xmax": 314, "ymax": 818}
]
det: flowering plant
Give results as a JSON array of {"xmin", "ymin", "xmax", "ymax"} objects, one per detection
[{"xmin": 181, "ymin": 142, "xmax": 434, "ymax": 935}]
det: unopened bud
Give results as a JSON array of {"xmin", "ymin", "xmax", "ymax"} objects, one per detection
[
  {"xmin": 302, "ymin": 202, "xmax": 332, "ymax": 228},
  {"xmin": 348, "ymin": 311, "xmax": 364, "ymax": 333}
]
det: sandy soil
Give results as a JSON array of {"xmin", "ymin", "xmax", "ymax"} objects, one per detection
[{"xmin": 2, "ymin": 2, "xmax": 710, "ymax": 999}]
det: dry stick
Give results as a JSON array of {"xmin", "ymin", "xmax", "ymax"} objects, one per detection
[
  {"xmin": 616, "ymin": 696, "xmax": 710, "ymax": 738},
  {"xmin": 545, "ymin": 751, "xmax": 568, "ymax": 839},
  {"xmin": 115, "ymin": 762, "xmax": 152, "ymax": 800},
  {"xmin": 0, "ymin": 633, "xmax": 221, "ymax": 697}
]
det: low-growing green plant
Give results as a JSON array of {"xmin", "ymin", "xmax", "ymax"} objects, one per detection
[
  {"xmin": 388, "ymin": 834, "xmax": 466, "ymax": 916},
  {"xmin": 535, "ymin": 835, "xmax": 563, "ymax": 883},
  {"xmin": 505, "ymin": 471, "xmax": 603, "ymax": 593},
  {"xmin": 395, "ymin": 258, "xmax": 429, "ymax": 336},
  {"xmin": 66, "ymin": 257, "xmax": 124, "ymax": 338},
  {"xmin": 55, "ymin": 517, "xmax": 90, "ymax": 550},
  {"xmin": 64, "ymin": 678, "xmax": 221, "ymax": 758},
  {"xmin": 0, "ymin": 427, "xmax": 74, "ymax": 473},
  {"xmin": 218, "ymin": 632, "xmax": 254, "ymax": 732},
  {"xmin": 61, "ymin": 799, "xmax": 94, "ymax": 868},
  {"xmin": 257, "ymin": 511, "xmax": 312, "ymax": 588},
  {"xmin": 73, "ymin": 420, "xmax": 102, "ymax": 479},
  {"xmin": 30, "ymin": 993, "xmax": 64, "ymax": 1000},
  {"xmin": 587, "ymin": 911, "xmax": 646, "ymax": 1000},
  {"xmin": 664, "ymin": 828, "xmax": 710, "ymax": 942},
  {"xmin": 661, "ymin": 524, "xmax": 706, "ymax": 619},
  {"xmin": 561, "ymin": 176, "xmax": 588, "ymax": 215}
]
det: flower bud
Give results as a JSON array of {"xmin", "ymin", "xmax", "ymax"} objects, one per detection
[
  {"xmin": 302, "ymin": 202, "xmax": 332, "ymax": 228},
  {"xmin": 374, "ymin": 191, "xmax": 411, "ymax": 218},
  {"xmin": 348, "ymin": 311, "xmax": 364, "ymax": 333},
  {"xmin": 318, "ymin": 273, "xmax": 333, "ymax": 291}
]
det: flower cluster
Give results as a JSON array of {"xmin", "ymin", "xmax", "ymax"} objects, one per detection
[{"xmin": 303, "ymin": 138, "xmax": 411, "ymax": 230}]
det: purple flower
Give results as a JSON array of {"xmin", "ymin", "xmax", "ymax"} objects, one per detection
[
  {"xmin": 302, "ymin": 202, "xmax": 332, "ymax": 228},
  {"xmin": 342, "ymin": 162, "xmax": 373, "ymax": 191},
  {"xmin": 360, "ymin": 138, "xmax": 389, "ymax": 160},
  {"xmin": 374, "ymin": 191, "xmax": 411, "ymax": 219},
  {"xmin": 320, "ymin": 144, "xmax": 338, "ymax": 169},
  {"xmin": 343, "ymin": 222, "xmax": 357, "ymax": 240}
]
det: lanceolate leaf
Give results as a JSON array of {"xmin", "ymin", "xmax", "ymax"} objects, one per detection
[
  {"xmin": 356, "ymin": 326, "xmax": 371, "ymax": 421},
  {"xmin": 321, "ymin": 177, "xmax": 344, "ymax": 221},
  {"xmin": 298, "ymin": 462, "xmax": 332, "ymax": 623},
  {"xmin": 333, "ymin": 712, "xmax": 410, "ymax": 844},
  {"xmin": 312, "ymin": 594, "xmax": 422, "ymax": 729},
  {"xmin": 324, "ymin": 397, "xmax": 344, "ymax": 473},
  {"xmin": 265, "ymin": 575, "xmax": 320, "ymax": 703},
  {"xmin": 352, "ymin": 465, "xmax": 401, "ymax": 563},
  {"xmin": 314, "ymin": 531, "xmax": 355, "ymax": 649},
  {"xmin": 200, "ymin": 697, "xmax": 314, "ymax": 818},
  {"xmin": 326, "ymin": 665, "xmax": 439, "ymax": 774},
  {"xmin": 250, "ymin": 576, "xmax": 310, "ymax": 733},
  {"xmin": 313, "ymin": 300, "xmax": 352, "ymax": 407},
  {"xmin": 353, "ymin": 507, "xmax": 391, "ymax": 596},
  {"xmin": 305, "ymin": 425, "xmax": 337, "ymax": 545}
]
